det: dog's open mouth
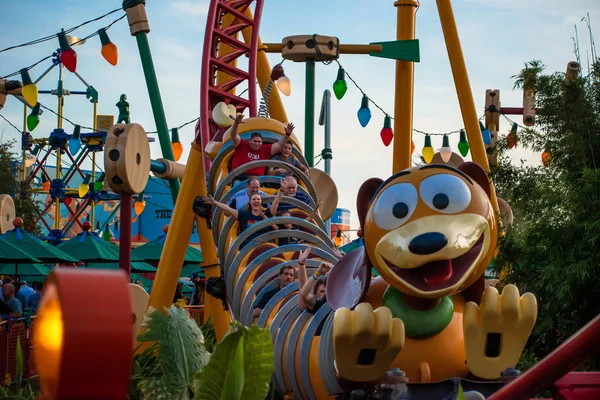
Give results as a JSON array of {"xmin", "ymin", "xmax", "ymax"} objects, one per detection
[{"xmin": 384, "ymin": 235, "xmax": 484, "ymax": 292}]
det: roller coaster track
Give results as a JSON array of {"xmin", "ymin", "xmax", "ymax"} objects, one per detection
[{"xmin": 196, "ymin": 0, "xmax": 264, "ymax": 148}]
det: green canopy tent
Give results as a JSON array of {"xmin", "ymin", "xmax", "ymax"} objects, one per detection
[
  {"xmin": 1, "ymin": 221, "xmax": 80, "ymax": 264},
  {"xmin": 0, "ymin": 237, "xmax": 44, "ymax": 278},
  {"xmin": 56, "ymin": 225, "xmax": 144, "ymax": 266},
  {"xmin": 130, "ymin": 273, "xmax": 153, "ymax": 293},
  {"xmin": 131, "ymin": 232, "xmax": 203, "ymax": 266},
  {"xmin": 85, "ymin": 262, "xmax": 157, "ymax": 273},
  {"xmin": 0, "ymin": 263, "xmax": 51, "ymax": 278}
]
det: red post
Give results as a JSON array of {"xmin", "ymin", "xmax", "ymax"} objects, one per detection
[
  {"xmin": 119, "ymin": 193, "xmax": 132, "ymax": 277},
  {"xmin": 499, "ymin": 107, "xmax": 541, "ymax": 115},
  {"xmin": 488, "ymin": 315, "xmax": 600, "ymax": 400}
]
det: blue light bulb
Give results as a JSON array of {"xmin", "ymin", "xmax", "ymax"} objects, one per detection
[
  {"xmin": 68, "ymin": 138, "xmax": 82, "ymax": 154},
  {"xmin": 69, "ymin": 124, "xmax": 82, "ymax": 154},
  {"xmin": 482, "ymin": 128, "xmax": 492, "ymax": 145},
  {"xmin": 357, "ymin": 95, "xmax": 371, "ymax": 127}
]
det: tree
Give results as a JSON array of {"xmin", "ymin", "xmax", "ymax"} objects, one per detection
[
  {"xmin": 492, "ymin": 59, "xmax": 600, "ymax": 370},
  {"xmin": 0, "ymin": 139, "xmax": 42, "ymax": 234}
]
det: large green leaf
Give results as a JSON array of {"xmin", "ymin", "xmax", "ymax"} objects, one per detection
[
  {"xmin": 193, "ymin": 322, "xmax": 274, "ymax": 400},
  {"xmin": 137, "ymin": 307, "xmax": 210, "ymax": 399}
]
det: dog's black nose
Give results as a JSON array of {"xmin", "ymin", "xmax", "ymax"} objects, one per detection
[{"xmin": 408, "ymin": 232, "xmax": 448, "ymax": 255}]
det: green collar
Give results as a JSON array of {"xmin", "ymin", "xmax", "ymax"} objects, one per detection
[{"xmin": 382, "ymin": 287, "xmax": 454, "ymax": 339}]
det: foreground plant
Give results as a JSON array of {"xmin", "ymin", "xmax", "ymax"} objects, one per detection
[{"xmin": 130, "ymin": 307, "xmax": 274, "ymax": 400}]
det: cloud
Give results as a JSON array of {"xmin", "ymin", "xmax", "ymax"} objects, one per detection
[{"xmin": 171, "ymin": 1, "xmax": 209, "ymax": 17}]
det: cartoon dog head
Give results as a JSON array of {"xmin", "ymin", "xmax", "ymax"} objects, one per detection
[{"xmin": 359, "ymin": 162, "xmax": 498, "ymax": 299}]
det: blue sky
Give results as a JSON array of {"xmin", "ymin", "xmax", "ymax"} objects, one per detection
[{"xmin": 1, "ymin": 0, "xmax": 598, "ymax": 231}]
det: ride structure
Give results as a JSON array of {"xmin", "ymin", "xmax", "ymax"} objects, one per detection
[{"xmin": 20, "ymin": 1, "xmax": 600, "ymax": 399}]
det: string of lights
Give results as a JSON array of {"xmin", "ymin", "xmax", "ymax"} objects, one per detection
[
  {"xmin": 332, "ymin": 59, "xmax": 484, "ymax": 137},
  {"xmin": 1, "ymin": 12, "xmax": 126, "ymax": 78},
  {"xmin": 0, "ymin": 7, "xmax": 123, "ymax": 54},
  {"xmin": 0, "ymin": 113, "xmax": 23, "ymax": 134},
  {"xmin": 38, "ymin": 104, "xmax": 95, "ymax": 131},
  {"xmin": 146, "ymin": 116, "xmax": 200, "ymax": 134}
]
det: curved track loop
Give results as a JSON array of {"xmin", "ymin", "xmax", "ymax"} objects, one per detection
[
  {"xmin": 198, "ymin": 4, "xmax": 345, "ymax": 397},
  {"xmin": 197, "ymin": 0, "xmax": 265, "ymax": 147}
]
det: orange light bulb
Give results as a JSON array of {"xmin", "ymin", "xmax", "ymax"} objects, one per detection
[
  {"xmin": 101, "ymin": 43, "xmax": 118, "ymax": 66},
  {"xmin": 172, "ymin": 142, "xmax": 183, "ymax": 162},
  {"xmin": 134, "ymin": 200, "xmax": 146, "ymax": 216}
]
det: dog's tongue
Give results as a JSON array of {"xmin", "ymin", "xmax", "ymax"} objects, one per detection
[{"xmin": 422, "ymin": 260, "xmax": 453, "ymax": 284}]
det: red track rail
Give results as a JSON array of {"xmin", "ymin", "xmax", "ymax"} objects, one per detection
[{"xmin": 196, "ymin": 0, "xmax": 264, "ymax": 150}]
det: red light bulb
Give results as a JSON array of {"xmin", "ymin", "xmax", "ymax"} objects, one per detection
[
  {"xmin": 60, "ymin": 48, "xmax": 77, "ymax": 73},
  {"xmin": 380, "ymin": 115, "xmax": 394, "ymax": 147}
]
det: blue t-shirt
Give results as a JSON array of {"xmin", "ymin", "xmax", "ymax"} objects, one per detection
[
  {"xmin": 6, "ymin": 297, "xmax": 23, "ymax": 314},
  {"xmin": 252, "ymin": 286, "xmax": 281, "ymax": 310},
  {"xmin": 228, "ymin": 190, "xmax": 267, "ymax": 210},
  {"xmin": 237, "ymin": 208, "xmax": 273, "ymax": 248},
  {"xmin": 276, "ymin": 191, "xmax": 311, "ymax": 212},
  {"xmin": 27, "ymin": 292, "xmax": 43, "ymax": 313}
]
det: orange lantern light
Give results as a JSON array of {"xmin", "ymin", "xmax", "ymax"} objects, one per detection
[
  {"xmin": 542, "ymin": 150, "xmax": 552, "ymax": 167},
  {"xmin": 34, "ymin": 268, "xmax": 132, "ymax": 399}
]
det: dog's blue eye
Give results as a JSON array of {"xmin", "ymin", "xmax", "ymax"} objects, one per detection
[
  {"xmin": 372, "ymin": 183, "xmax": 418, "ymax": 230},
  {"xmin": 419, "ymin": 174, "xmax": 471, "ymax": 214}
]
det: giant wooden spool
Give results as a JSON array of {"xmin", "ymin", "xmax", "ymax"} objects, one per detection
[{"xmin": 104, "ymin": 123, "xmax": 150, "ymax": 194}]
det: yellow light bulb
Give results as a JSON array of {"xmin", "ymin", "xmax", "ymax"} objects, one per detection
[
  {"xmin": 172, "ymin": 142, "xmax": 183, "ymax": 161},
  {"xmin": 78, "ymin": 183, "xmax": 89, "ymax": 198},
  {"xmin": 423, "ymin": 146, "xmax": 435, "ymax": 164},
  {"xmin": 277, "ymin": 75, "xmax": 291, "ymax": 96},
  {"xmin": 25, "ymin": 154, "xmax": 36, "ymax": 168},
  {"xmin": 134, "ymin": 200, "xmax": 146, "ymax": 216},
  {"xmin": 22, "ymin": 84, "xmax": 38, "ymax": 107}
]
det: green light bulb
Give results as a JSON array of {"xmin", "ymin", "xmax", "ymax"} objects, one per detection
[
  {"xmin": 458, "ymin": 129, "xmax": 469, "ymax": 157},
  {"xmin": 333, "ymin": 67, "xmax": 347, "ymax": 100}
]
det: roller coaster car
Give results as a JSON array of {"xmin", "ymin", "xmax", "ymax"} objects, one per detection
[{"xmin": 328, "ymin": 162, "xmax": 538, "ymax": 384}]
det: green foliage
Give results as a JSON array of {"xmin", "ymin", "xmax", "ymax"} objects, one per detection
[
  {"xmin": 0, "ymin": 140, "xmax": 41, "ymax": 235},
  {"xmin": 129, "ymin": 343, "xmax": 161, "ymax": 400},
  {"xmin": 199, "ymin": 315, "xmax": 216, "ymax": 354},
  {"xmin": 193, "ymin": 321, "xmax": 275, "ymax": 400},
  {"xmin": 493, "ymin": 59, "xmax": 600, "ymax": 369},
  {"xmin": 0, "ymin": 337, "xmax": 37, "ymax": 399},
  {"xmin": 136, "ymin": 307, "xmax": 210, "ymax": 399}
]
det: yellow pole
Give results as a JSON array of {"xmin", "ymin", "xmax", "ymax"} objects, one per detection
[
  {"xmin": 435, "ymin": 0, "xmax": 500, "ymax": 215},
  {"xmin": 242, "ymin": 8, "xmax": 288, "ymax": 124},
  {"xmin": 147, "ymin": 143, "xmax": 230, "ymax": 340},
  {"xmin": 22, "ymin": 104, "xmax": 27, "ymax": 182},
  {"xmin": 392, "ymin": 0, "xmax": 419, "ymax": 173},
  {"xmin": 91, "ymin": 101, "xmax": 98, "ymax": 225}
]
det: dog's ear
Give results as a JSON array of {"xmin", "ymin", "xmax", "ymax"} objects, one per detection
[
  {"xmin": 357, "ymin": 178, "xmax": 384, "ymax": 230},
  {"xmin": 458, "ymin": 162, "xmax": 492, "ymax": 199}
]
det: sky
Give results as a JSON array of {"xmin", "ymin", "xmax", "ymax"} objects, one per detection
[{"xmin": 1, "ymin": 0, "xmax": 598, "ymax": 233}]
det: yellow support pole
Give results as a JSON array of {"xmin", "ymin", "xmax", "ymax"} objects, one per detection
[
  {"xmin": 242, "ymin": 8, "xmax": 288, "ymax": 124},
  {"xmin": 435, "ymin": 0, "xmax": 500, "ymax": 216},
  {"xmin": 392, "ymin": 0, "xmax": 419, "ymax": 173},
  {"xmin": 147, "ymin": 143, "xmax": 231, "ymax": 341}
]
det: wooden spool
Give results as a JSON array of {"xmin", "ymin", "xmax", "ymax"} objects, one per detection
[
  {"xmin": 522, "ymin": 89, "xmax": 536, "ymax": 126},
  {"xmin": 151, "ymin": 158, "xmax": 186, "ymax": 180},
  {"xmin": 0, "ymin": 194, "xmax": 16, "ymax": 233},
  {"xmin": 104, "ymin": 123, "xmax": 150, "ymax": 195},
  {"xmin": 308, "ymin": 168, "xmax": 338, "ymax": 221},
  {"xmin": 565, "ymin": 61, "xmax": 581, "ymax": 81},
  {"xmin": 497, "ymin": 197, "xmax": 514, "ymax": 230},
  {"xmin": 129, "ymin": 283, "xmax": 150, "ymax": 345},
  {"xmin": 281, "ymin": 35, "xmax": 340, "ymax": 62},
  {"xmin": 485, "ymin": 89, "xmax": 500, "ymax": 169},
  {"xmin": 431, "ymin": 152, "xmax": 465, "ymax": 168}
]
